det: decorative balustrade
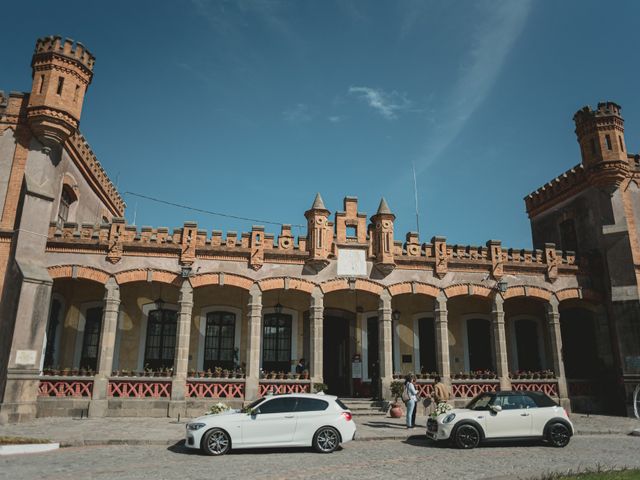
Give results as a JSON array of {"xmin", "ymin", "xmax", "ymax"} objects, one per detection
[
  {"xmin": 258, "ymin": 380, "xmax": 311, "ymax": 396},
  {"xmin": 187, "ymin": 379, "xmax": 245, "ymax": 398},
  {"xmin": 108, "ymin": 379, "xmax": 171, "ymax": 398},
  {"xmin": 415, "ymin": 381, "xmax": 434, "ymax": 398},
  {"xmin": 451, "ymin": 380, "xmax": 499, "ymax": 398},
  {"xmin": 38, "ymin": 377, "xmax": 93, "ymax": 397},
  {"xmin": 568, "ymin": 379, "xmax": 598, "ymax": 397},
  {"xmin": 512, "ymin": 379, "xmax": 559, "ymax": 397}
]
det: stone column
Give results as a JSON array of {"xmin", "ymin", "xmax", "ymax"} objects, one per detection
[
  {"xmin": 169, "ymin": 279, "xmax": 193, "ymax": 417},
  {"xmin": 546, "ymin": 299, "xmax": 570, "ymax": 409},
  {"xmin": 378, "ymin": 290, "xmax": 393, "ymax": 400},
  {"xmin": 244, "ymin": 285, "xmax": 262, "ymax": 402},
  {"xmin": 89, "ymin": 278, "xmax": 120, "ymax": 417},
  {"xmin": 491, "ymin": 295, "xmax": 511, "ymax": 391},
  {"xmin": 434, "ymin": 294, "xmax": 451, "ymax": 387},
  {"xmin": 309, "ymin": 288, "xmax": 323, "ymax": 384}
]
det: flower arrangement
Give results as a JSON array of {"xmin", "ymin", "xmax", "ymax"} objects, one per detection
[
  {"xmin": 510, "ymin": 369, "xmax": 555, "ymax": 380},
  {"xmin": 208, "ymin": 402, "xmax": 231, "ymax": 415},
  {"xmin": 430, "ymin": 402, "xmax": 453, "ymax": 418}
]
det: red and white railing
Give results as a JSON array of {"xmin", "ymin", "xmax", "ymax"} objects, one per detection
[
  {"xmin": 258, "ymin": 381, "xmax": 310, "ymax": 396},
  {"xmin": 187, "ymin": 380, "xmax": 245, "ymax": 398},
  {"xmin": 38, "ymin": 378, "xmax": 93, "ymax": 397},
  {"xmin": 415, "ymin": 382, "xmax": 435, "ymax": 397},
  {"xmin": 108, "ymin": 379, "xmax": 171, "ymax": 398},
  {"xmin": 512, "ymin": 380, "xmax": 559, "ymax": 397},
  {"xmin": 451, "ymin": 380, "xmax": 499, "ymax": 398}
]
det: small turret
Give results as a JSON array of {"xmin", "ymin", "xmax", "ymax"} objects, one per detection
[
  {"xmin": 27, "ymin": 36, "xmax": 95, "ymax": 146},
  {"xmin": 573, "ymin": 101, "xmax": 629, "ymax": 191},
  {"xmin": 305, "ymin": 193, "xmax": 331, "ymax": 271},
  {"xmin": 370, "ymin": 197, "xmax": 396, "ymax": 275}
]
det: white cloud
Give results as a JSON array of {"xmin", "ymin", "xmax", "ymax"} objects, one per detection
[
  {"xmin": 328, "ymin": 115, "xmax": 344, "ymax": 123},
  {"xmin": 283, "ymin": 103, "xmax": 312, "ymax": 123},
  {"xmin": 414, "ymin": 1, "xmax": 532, "ymax": 173},
  {"xmin": 348, "ymin": 86, "xmax": 411, "ymax": 120}
]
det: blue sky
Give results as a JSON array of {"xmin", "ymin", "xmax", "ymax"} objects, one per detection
[{"xmin": 3, "ymin": 1, "xmax": 639, "ymax": 248}]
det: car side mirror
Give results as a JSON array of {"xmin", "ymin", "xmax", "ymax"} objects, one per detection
[
  {"xmin": 250, "ymin": 408, "xmax": 259, "ymax": 416},
  {"xmin": 490, "ymin": 405, "xmax": 502, "ymax": 413}
]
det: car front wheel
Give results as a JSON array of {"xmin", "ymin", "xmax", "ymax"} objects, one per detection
[
  {"xmin": 313, "ymin": 426, "xmax": 340, "ymax": 453},
  {"xmin": 202, "ymin": 428, "xmax": 231, "ymax": 456},
  {"xmin": 547, "ymin": 422, "xmax": 571, "ymax": 448},
  {"xmin": 454, "ymin": 424, "xmax": 481, "ymax": 449}
]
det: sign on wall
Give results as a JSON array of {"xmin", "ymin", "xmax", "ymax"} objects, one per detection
[{"xmin": 337, "ymin": 248, "xmax": 367, "ymax": 276}]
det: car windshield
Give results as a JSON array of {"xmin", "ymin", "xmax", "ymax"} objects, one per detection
[
  {"xmin": 245, "ymin": 397, "xmax": 266, "ymax": 410},
  {"xmin": 466, "ymin": 393, "xmax": 494, "ymax": 410}
]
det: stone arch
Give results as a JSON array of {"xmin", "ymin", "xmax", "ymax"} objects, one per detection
[
  {"xmin": 387, "ymin": 281, "xmax": 440, "ymax": 298},
  {"xmin": 48, "ymin": 264, "xmax": 110, "ymax": 285},
  {"xmin": 189, "ymin": 272, "xmax": 253, "ymax": 291},
  {"xmin": 554, "ymin": 287, "xmax": 602, "ymax": 305},
  {"xmin": 443, "ymin": 283, "xmax": 493, "ymax": 299},
  {"xmin": 502, "ymin": 285, "xmax": 553, "ymax": 301},
  {"xmin": 257, "ymin": 277, "xmax": 316, "ymax": 294},
  {"xmin": 320, "ymin": 278, "xmax": 385, "ymax": 295},
  {"xmin": 114, "ymin": 268, "xmax": 181, "ymax": 286}
]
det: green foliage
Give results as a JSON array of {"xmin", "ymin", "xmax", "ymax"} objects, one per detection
[
  {"xmin": 390, "ymin": 381, "xmax": 405, "ymax": 400},
  {"xmin": 313, "ymin": 382, "xmax": 328, "ymax": 393}
]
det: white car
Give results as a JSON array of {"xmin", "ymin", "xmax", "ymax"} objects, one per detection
[
  {"xmin": 426, "ymin": 391, "xmax": 574, "ymax": 449},
  {"xmin": 185, "ymin": 393, "xmax": 356, "ymax": 455}
]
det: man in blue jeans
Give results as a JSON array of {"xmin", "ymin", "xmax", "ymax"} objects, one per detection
[{"xmin": 404, "ymin": 374, "xmax": 418, "ymax": 428}]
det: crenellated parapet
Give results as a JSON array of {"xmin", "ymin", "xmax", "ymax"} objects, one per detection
[{"xmin": 46, "ymin": 215, "xmax": 582, "ymax": 279}]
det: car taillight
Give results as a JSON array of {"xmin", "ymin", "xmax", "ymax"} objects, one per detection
[{"xmin": 341, "ymin": 412, "xmax": 352, "ymax": 422}]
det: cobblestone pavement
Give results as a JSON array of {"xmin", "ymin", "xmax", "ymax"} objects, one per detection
[
  {"xmin": 1, "ymin": 434, "xmax": 639, "ymax": 480},
  {"xmin": 0, "ymin": 414, "xmax": 637, "ymax": 446}
]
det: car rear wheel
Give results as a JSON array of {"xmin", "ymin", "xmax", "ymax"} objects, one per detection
[
  {"xmin": 202, "ymin": 428, "xmax": 231, "ymax": 456},
  {"xmin": 454, "ymin": 424, "xmax": 481, "ymax": 449},
  {"xmin": 313, "ymin": 426, "xmax": 340, "ymax": 453},
  {"xmin": 547, "ymin": 422, "xmax": 571, "ymax": 448}
]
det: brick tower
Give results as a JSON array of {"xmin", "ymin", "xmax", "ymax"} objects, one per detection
[
  {"xmin": 573, "ymin": 101, "xmax": 630, "ymax": 191},
  {"xmin": 26, "ymin": 35, "xmax": 95, "ymax": 146}
]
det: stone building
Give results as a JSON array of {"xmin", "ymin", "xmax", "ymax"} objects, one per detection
[{"xmin": 0, "ymin": 36, "xmax": 638, "ymax": 424}]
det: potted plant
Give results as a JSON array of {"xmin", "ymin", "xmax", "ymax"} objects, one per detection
[
  {"xmin": 214, "ymin": 367, "xmax": 222, "ymax": 378},
  {"xmin": 301, "ymin": 370, "xmax": 309, "ymax": 380},
  {"xmin": 313, "ymin": 383, "xmax": 328, "ymax": 393},
  {"xmin": 277, "ymin": 371, "xmax": 285, "ymax": 380},
  {"xmin": 389, "ymin": 381, "xmax": 405, "ymax": 418},
  {"xmin": 144, "ymin": 364, "xmax": 153, "ymax": 377},
  {"xmin": 61, "ymin": 367, "xmax": 70, "ymax": 376}
]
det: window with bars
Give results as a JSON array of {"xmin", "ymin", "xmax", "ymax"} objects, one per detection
[
  {"xmin": 262, "ymin": 313, "xmax": 292, "ymax": 373},
  {"xmin": 144, "ymin": 309, "xmax": 177, "ymax": 370},
  {"xmin": 80, "ymin": 306, "xmax": 103, "ymax": 371},
  {"xmin": 203, "ymin": 311, "xmax": 236, "ymax": 370}
]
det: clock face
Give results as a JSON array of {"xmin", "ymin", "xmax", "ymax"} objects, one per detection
[{"xmin": 383, "ymin": 221, "xmax": 391, "ymax": 229}]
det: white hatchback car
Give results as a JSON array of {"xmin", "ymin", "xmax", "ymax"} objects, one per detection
[
  {"xmin": 426, "ymin": 391, "xmax": 574, "ymax": 449},
  {"xmin": 185, "ymin": 393, "xmax": 356, "ymax": 455}
]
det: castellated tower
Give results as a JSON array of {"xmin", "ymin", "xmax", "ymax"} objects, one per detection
[
  {"xmin": 573, "ymin": 101, "xmax": 629, "ymax": 190},
  {"xmin": 26, "ymin": 35, "xmax": 95, "ymax": 146}
]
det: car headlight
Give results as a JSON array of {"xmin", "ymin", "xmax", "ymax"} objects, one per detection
[
  {"xmin": 443, "ymin": 413, "xmax": 456, "ymax": 424},
  {"xmin": 187, "ymin": 423, "xmax": 206, "ymax": 431}
]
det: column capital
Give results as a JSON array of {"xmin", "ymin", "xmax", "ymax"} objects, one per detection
[
  {"xmin": 178, "ymin": 278, "xmax": 193, "ymax": 305},
  {"xmin": 492, "ymin": 293, "xmax": 504, "ymax": 311},
  {"xmin": 435, "ymin": 293, "xmax": 447, "ymax": 314},
  {"xmin": 545, "ymin": 297, "xmax": 560, "ymax": 321}
]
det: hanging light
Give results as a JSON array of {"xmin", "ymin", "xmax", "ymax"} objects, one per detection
[
  {"xmin": 274, "ymin": 302, "xmax": 283, "ymax": 315},
  {"xmin": 497, "ymin": 280, "xmax": 508, "ymax": 293},
  {"xmin": 392, "ymin": 309, "xmax": 401, "ymax": 322},
  {"xmin": 155, "ymin": 297, "xmax": 165, "ymax": 311}
]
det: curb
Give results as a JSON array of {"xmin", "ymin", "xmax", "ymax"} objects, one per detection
[{"xmin": 0, "ymin": 443, "xmax": 60, "ymax": 455}]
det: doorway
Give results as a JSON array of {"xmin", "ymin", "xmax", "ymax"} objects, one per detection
[{"xmin": 323, "ymin": 315, "xmax": 351, "ymax": 396}]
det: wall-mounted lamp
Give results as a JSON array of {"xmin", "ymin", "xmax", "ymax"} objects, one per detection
[
  {"xmin": 154, "ymin": 297, "xmax": 165, "ymax": 311},
  {"xmin": 497, "ymin": 280, "xmax": 508, "ymax": 293},
  {"xmin": 392, "ymin": 310, "xmax": 401, "ymax": 322},
  {"xmin": 181, "ymin": 266, "xmax": 192, "ymax": 278},
  {"xmin": 274, "ymin": 302, "xmax": 283, "ymax": 315}
]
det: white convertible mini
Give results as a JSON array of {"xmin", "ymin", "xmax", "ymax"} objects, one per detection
[
  {"xmin": 427, "ymin": 391, "xmax": 574, "ymax": 449},
  {"xmin": 186, "ymin": 393, "xmax": 356, "ymax": 455}
]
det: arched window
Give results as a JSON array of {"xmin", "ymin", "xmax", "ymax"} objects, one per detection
[
  {"xmin": 467, "ymin": 318, "xmax": 493, "ymax": 372},
  {"xmin": 144, "ymin": 309, "xmax": 177, "ymax": 370},
  {"xmin": 203, "ymin": 311, "xmax": 236, "ymax": 371},
  {"xmin": 57, "ymin": 184, "xmax": 77, "ymax": 226},
  {"xmin": 80, "ymin": 306, "xmax": 103, "ymax": 371},
  {"xmin": 262, "ymin": 313, "xmax": 292, "ymax": 372}
]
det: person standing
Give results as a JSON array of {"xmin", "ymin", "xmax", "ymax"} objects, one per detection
[
  {"xmin": 432, "ymin": 375, "xmax": 450, "ymax": 405},
  {"xmin": 404, "ymin": 374, "xmax": 418, "ymax": 428}
]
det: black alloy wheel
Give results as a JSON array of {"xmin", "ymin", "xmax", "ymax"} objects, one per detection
[
  {"xmin": 454, "ymin": 424, "xmax": 481, "ymax": 449},
  {"xmin": 202, "ymin": 428, "xmax": 231, "ymax": 456},
  {"xmin": 547, "ymin": 423, "xmax": 571, "ymax": 448}
]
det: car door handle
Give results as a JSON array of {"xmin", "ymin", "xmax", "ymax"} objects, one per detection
[
  {"xmin": 520, "ymin": 413, "xmax": 530, "ymax": 416},
  {"xmin": 284, "ymin": 415, "xmax": 295, "ymax": 418}
]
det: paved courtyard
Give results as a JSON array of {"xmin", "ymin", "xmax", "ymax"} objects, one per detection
[{"xmin": 1, "ymin": 434, "xmax": 639, "ymax": 480}]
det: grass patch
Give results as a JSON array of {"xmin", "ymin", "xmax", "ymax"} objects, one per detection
[
  {"xmin": 0, "ymin": 436, "xmax": 52, "ymax": 445},
  {"xmin": 534, "ymin": 467, "xmax": 640, "ymax": 480}
]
